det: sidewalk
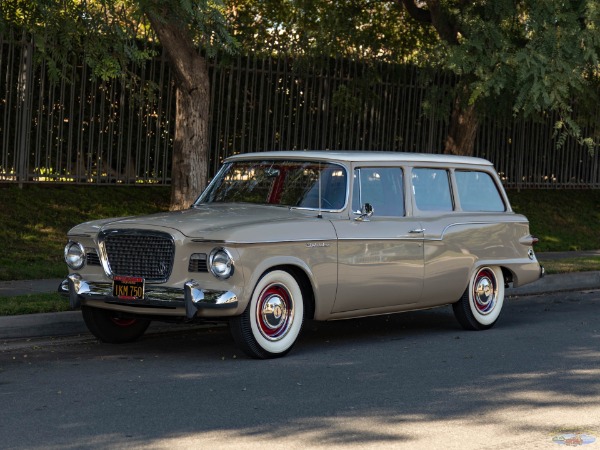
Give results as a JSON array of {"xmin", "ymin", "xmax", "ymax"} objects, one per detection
[
  {"xmin": 0, "ymin": 278, "xmax": 63, "ymax": 298},
  {"xmin": 1, "ymin": 251, "xmax": 600, "ymax": 341}
]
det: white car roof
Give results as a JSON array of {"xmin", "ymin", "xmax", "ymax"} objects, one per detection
[{"xmin": 226, "ymin": 150, "xmax": 493, "ymax": 166}]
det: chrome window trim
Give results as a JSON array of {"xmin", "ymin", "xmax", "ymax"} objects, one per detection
[{"xmin": 195, "ymin": 159, "xmax": 350, "ymax": 213}]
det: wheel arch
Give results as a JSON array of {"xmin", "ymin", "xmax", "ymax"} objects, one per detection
[
  {"xmin": 245, "ymin": 257, "xmax": 317, "ymax": 320},
  {"xmin": 465, "ymin": 261, "xmax": 514, "ymax": 290},
  {"xmin": 500, "ymin": 266, "xmax": 514, "ymax": 287},
  {"xmin": 257, "ymin": 264, "xmax": 316, "ymax": 321}
]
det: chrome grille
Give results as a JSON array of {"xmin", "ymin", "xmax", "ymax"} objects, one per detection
[{"xmin": 101, "ymin": 230, "xmax": 174, "ymax": 282}]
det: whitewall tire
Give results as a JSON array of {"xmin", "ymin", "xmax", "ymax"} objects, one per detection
[
  {"xmin": 230, "ymin": 270, "xmax": 305, "ymax": 359},
  {"xmin": 452, "ymin": 266, "xmax": 505, "ymax": 330}
]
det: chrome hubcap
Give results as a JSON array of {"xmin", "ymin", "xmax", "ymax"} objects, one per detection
[
  {"xmin": 256, "ymin": 283, "xmax": 294, "ymax": 341},
  {"xmin": 262, "ymin": 295, "xmax": 288, "ymax": 330},
  {"xmin": 473, "ymin": 269, "xmax": 497, "ymax": 315}
]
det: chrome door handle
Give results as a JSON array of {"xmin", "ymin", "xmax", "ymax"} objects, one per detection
[{"xmin": 409, "ymin": 228, "xmax": 425, "ymax": 233}]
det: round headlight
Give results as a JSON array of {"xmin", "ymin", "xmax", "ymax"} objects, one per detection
[
  {"xmin": 64, "ymin": 241, "xmax": 86, "ymax": 270},
  {"xmin": 209, "ymin": 248, "xmax": 234, "ymax": 279}
]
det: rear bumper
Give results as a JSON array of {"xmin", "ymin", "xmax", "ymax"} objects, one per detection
[{"xmin": 60, "ymin": 274, "xmax": 238, "ymax": 319}]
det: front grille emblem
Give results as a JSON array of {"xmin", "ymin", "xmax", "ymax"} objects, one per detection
[{"xmin": 159, "ymin": 262, "xmax": 167, "ymax": 276}]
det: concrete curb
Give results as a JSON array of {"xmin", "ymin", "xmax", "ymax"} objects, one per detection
[
  {"xmin": 0, "ymin": 311, "xmax": 215, "ymax": 341},
  {"xmin": 510, "ymin": 271, "xmax": 600, "ymax": 296}
]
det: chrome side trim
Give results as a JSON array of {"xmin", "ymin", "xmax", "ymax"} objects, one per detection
[
  {"xmin": 437, "ymin": 220, "xmax": 528, "ymax": 241},
  {"xmin": 337, "ymin": 237, "xmax": 423, "ymax": 242},
  {"xmin": 188, "ymin": 220, "xmax": 528, "ymax": 245},
  {"xmin": 191, "ymin": 238, "xmax": 340, "ymax": 245},
  {"xmin": 191, "ymin": 239, "xmax": 227, "ymax": 244}
]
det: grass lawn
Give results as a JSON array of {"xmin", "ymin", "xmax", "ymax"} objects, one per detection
[
  {"xmin": 0, "ymin": 293, "xmax": 69, "ymax": 316},
  {"xmin": 0, "ymin": 184, "xmax": 170, "ymax": 281},
  {"xmin": 0, "ymin": 185, "xmax": 599, "ymax": 283},
  {"xmin": 538, "ymin": 256, "xmax": 600, "ymax": 274},
  {"xmin": 508, "ymin": 189, "xmax": 600, "ymax": 252}
]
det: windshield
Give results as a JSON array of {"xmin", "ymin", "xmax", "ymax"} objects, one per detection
[{"xmin": 196, "ymin": 160, "xmax": 348, "ymax": 210}]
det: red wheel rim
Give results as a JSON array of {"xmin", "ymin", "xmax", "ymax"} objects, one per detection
[
  {"xmin": 256, "ymin": 283, "xmax": 294, "ymax": 341},
  {"xmin": 110, "ymin": 317, "xmax": 138, "ymax": 327}
]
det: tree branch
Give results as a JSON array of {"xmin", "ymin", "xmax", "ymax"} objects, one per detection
[
  {"xmin": 396, "ymin": 0, "xmax": 459, "ymax": 45},
  {"xmin": 398, "ymin": 0, "xmax": 432, "ymax": 24},
  {"xmin": 424, "ymin": 0, "xmax": 459, "ymax": 45},
  {"xmin": 146, "ymin": 11, "xmax": 205, "ymax": 93}
]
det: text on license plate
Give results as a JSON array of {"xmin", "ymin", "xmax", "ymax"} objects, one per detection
[{"xmin": 112, "ymin": 276, "xmax": 145, "ymax": 300}]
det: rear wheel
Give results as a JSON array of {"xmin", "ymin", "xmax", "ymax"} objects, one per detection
[
  {"xmin": 81, "ymin": 305, "xmax": 151, "ymax": 343},
  {"xmin": 230, "ymin": 270, "xmax": 305, "ymax": 359},
  {"xmin": 452, "ymin": 266, "xmax": 505, "ymax": 331}
]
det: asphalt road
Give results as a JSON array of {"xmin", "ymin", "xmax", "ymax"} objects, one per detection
[{"xmin": 1, "ymin": 289, "xmax": 599, "ymax": 450}]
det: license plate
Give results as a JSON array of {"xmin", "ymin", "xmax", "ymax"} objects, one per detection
[{"xmin": 112, "ymin": 276, "xmax": 145, "ymax": 300}]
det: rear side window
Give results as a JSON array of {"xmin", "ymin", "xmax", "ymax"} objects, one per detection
[
  {"xmin": 412, "ymin": 168, "xmax": 453, "ymax": 211},
  {"xmin": 455, "ymin": 171, "xmax": 505, "ymax": 212},
  {"xmin": 352, "ymin": 167, "xmax": 405, "ymax": 217}
]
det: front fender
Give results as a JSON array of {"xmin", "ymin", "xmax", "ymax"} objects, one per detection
[{"xmin": 236, "ymin": 247, "xmax": 338, "ymax": 319}]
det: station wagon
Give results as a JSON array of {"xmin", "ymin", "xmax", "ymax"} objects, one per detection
[{"xmin": 62, "ymin": 151, "xmax": 543, "ymax": 358}]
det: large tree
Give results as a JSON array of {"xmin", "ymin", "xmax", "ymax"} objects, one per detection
[
  {"xmin": 227, "ymin": 0, "xmax": 437, "ymax": 62},
  {"xmin": 1, "ymin": 0, "xmax": 236, "ymax": 210},
  {"xmin": 141, "ymin": 1, "xmax": 236, "ymax": 210},
  {"xmin": 396, "ymin": 0, "xmax": 600, "ymax": 155}
]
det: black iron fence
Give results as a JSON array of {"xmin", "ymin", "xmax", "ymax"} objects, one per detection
[{"xmin": 1, "ymin": 34, "xmax": 599, "ymax": 188}]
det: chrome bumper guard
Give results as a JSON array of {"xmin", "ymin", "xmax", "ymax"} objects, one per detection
[{"xmin": 60, "ymin": 274, "xmax": 238, "ymax": 319}]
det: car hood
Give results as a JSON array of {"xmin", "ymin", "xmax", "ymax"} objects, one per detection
[{"xmin": 69, "ymin": 204, "xmax": 324, "ymax": 239}]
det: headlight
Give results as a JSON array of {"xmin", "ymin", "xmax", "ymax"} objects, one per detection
[
  {"xmin": 209, "ymin": 248, "xmax": 234, "ymax": 279},
  {"xmin": 64, "ymin": 241, "xmax": 86, "ymax": 270}
]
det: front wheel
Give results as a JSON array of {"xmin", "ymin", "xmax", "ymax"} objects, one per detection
[
  {"xmin": 452, "ymin": 266, "xmax": 505, "ymax": 331},
  {"xmin": 81, "ymin": 305, "xmax": 151, "ymax": 343},
  {"xmin": 230, "ymin": 270, "xmax": 305, "ymax": 359}
]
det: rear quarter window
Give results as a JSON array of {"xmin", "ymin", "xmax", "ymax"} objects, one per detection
[
  {"xmin": 455, "ymin": 170, "xmax": 505, "ymax": 212},
  {"xmin": 412, "ymin": 168, "xmax": 453, "ymax": 211}
]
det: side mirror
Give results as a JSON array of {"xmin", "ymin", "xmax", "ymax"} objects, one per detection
[{"xmin": 354, "ymin": 203, "xmax": 374, "ymax": 222}]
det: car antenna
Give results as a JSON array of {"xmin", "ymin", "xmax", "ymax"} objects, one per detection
[{"xmin": 317, "ymin": 162, "xmax": 323, "ymax": 219}]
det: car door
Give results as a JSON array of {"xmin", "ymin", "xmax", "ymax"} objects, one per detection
[{"xmin": 332, "ymin": 166, "xmax": 424, "ymax": 313}]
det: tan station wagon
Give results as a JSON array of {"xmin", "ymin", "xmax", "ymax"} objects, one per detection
[{"xmin": 61, "ymin": 151, "xmax": 543, "ymax": 358}]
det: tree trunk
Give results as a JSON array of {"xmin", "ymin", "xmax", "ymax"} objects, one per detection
[
  {"xmin": 170, "ymin": 86, "xmax": 209, "ymax": 210},
  {"xmin": 444, "ymin": 96, "xmax": 478, "ymax": 156},
  {"xmin": 147, "ymin": 14, "xmax": 211, "ymax": 211}
]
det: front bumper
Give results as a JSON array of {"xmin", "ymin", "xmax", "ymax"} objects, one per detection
[{"xmin": 60, "ymin": 274, "xmax": 238, "ymax": 319}]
